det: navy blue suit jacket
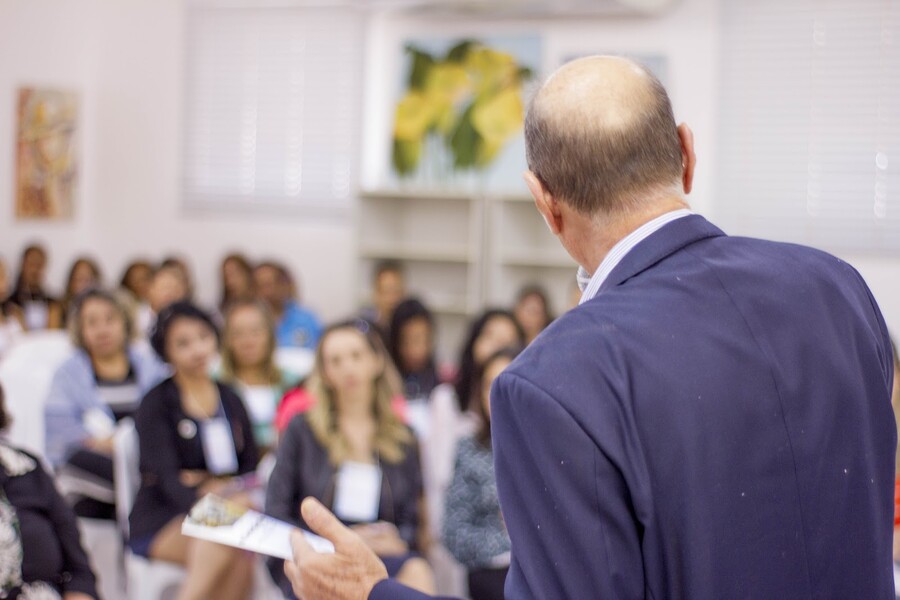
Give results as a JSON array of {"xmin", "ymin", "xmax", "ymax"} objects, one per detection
[{"xmin": 370, "ymin": 215, "xmax": 896, "ymax": 600}]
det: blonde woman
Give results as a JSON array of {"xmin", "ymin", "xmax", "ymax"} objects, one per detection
[
  {"xmin": 266, "ymin": 320, "xmax": 433, "ymax": 598},
  {"xmin": 218, "ymin": 299, "xmax": 300, "ymax": 449}
]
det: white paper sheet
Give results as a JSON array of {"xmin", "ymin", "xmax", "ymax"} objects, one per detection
[{"xmin": 181, "ymin": 494, "xmax": 334, "ymax": 560}]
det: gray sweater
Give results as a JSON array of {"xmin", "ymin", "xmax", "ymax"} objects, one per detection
[{"xmin": 442, "ymin": 435, "xmax": 511, "ymax": 570}]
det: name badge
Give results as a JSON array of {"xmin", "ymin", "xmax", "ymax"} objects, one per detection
[
  {"xmin": 200, "ymin": 417, "xmax": 239, "ymax": 476},
  {"xmin": 333, "ymin": 461, "xmax": 382, "ymax": 523},
  {"xmin": 83, "ymin": 408, "xmax": 116, "ymax": 439},
  {"xmin": 242, "ymin": 386, "xmax": 277, "ymax": 424}
]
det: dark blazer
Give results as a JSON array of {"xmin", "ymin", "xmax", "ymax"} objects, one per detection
[
  {"xmin": 492, "ymin": 215, "xmax": 895, "ymax": 599},
  {"xmin": 129, "ymin": 378, "xmax": 259, "ymax": 542},
  {"xmin": 269, "ymin": 413, "xmax": 424, "ymax": 596},
  {"xmin": 369, "ymin": 215, "xmax": 896, "ymax": 600},
  {"xmin": 0, "ymin": 446, "xmax": 98, "ymax": 598}
]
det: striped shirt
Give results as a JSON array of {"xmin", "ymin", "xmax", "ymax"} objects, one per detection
[{"xmin": 578, "ymin": 208, "xmax": 693, "ymax": 304}]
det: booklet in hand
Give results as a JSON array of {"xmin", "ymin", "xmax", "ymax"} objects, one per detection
[{"xmin": 181, "ymin": 494, "xmax": 335, "ymax": 560}]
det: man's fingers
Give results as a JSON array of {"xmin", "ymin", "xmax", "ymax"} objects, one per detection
[
  {"xmin": 300, "ymin": 496, "xmax": 357, "ymax": 552},
  {"xmin": 291, "ymin": 527, "xmax": 316, "ymax": 562}
]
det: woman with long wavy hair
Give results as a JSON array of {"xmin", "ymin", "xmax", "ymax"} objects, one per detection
[{"xmin": 266, "ymin": 319, "xmax": 434, "ymax": 598}]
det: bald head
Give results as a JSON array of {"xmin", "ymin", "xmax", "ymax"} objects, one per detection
[{"xmin": 525, "ymin": 56, "xmax": 683, "ymax": 214}]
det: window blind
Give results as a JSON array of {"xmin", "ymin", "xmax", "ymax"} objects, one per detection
[
  {"xmin": 717, "ymin": 0, "xmax": 900, "ymax": 252},
  {"xmin": 183, "ymin": 4, "xmax": 363, "ymax": 214}
]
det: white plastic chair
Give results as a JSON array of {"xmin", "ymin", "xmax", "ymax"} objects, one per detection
[
  {"xmin": 0, "ymin": 330, "xmax": 73, "ymax": 454},
  {"xmin": 113, "ymin": 418, "xmax": 186, "ymax": 600}
]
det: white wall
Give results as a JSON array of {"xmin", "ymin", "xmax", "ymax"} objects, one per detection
[
  {"xmin": 1, "ymin": 0, "xmax": 897, "ymax": 336},
  {"xmin": 0, "ymin": 0, "xmax": 357, "ymax": 319}
]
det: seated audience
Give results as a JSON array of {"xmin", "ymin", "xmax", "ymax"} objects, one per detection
[
  {"xmin": 0, "ymin": 257, "xmax": 24, "ymax": 358},
  {"xmin": 266, "ymin": 320, "xmax": 433, "ymax": 597},
  {"xmin": 424, "ymin": 309, "xmax": 524, "ymax": 578},
  {"xmin": 0, "ymin": 382, "xmax": 99, "ymax": 600},
  {"xmin": 147, "ymin": 264, "xmax": 190, "ymax": 319},
  {"xmin": 443, "ymin": 347, "xmax": 519, "ymax": 600},
  {"xmin": 118, "ymin": 259, "xmax": 155, "ymax": 338},
  {"xmin": 44, "ymin": 289, "xmax": 168, "ymax": 519},
  {"xmin": 5, "ymin": 243, "xmax": 62, "ymax": 331},
  {"xmin": 160, "ymin": 255, "xmax": 195, "ymax": 300},
  {"xmin": 129, "ymin": 302, "xmax": 258, "ymax": 600},
  {"xmin": 119, "ymin": 260, "xmax": 154, "ymax": 305},
  {"xmin": 360, "ymin": 260, "xmax": 406, "ymax": 339},
  {"xmin": 512, "ymin": 284, "xmax": 553, "ymax": 345},
  {"xmin": 219, "ymin": 253, "xmax": 255, "ymax": 315},
  {"xmin": 218, "ymin": 299, "xmax": 300, "ymax": 449},
  {"xmin": 254, "ymin": 261, "xmax": 322, "ymax": 349},
  {"xmin": 61, "ymin": 257, "xmax": 102, "ymax": 326},
  {"xmin": 389, "ymin": 298, "xmax": 440, "ymax": 403}
]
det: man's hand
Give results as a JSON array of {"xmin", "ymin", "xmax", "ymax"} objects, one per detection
[
  {"xmin": 286, "ymin": 497, "xmax": 389, "ymax": 600},
  {"xmin": 63, "ymin": 593, "xmax": 95, "ymax": 600}
]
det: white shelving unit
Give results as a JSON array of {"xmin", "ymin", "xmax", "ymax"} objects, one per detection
[
  {"xmin": 486, "ymin": 195, "xmax": 577, "ymax": 319},
  {"xmin": 358, "ymin": 190, "xmax": 578, "ymax": 363},
  {"xmin": 358, "ymin": 190, "xmax": 483, "ymax": 363}
]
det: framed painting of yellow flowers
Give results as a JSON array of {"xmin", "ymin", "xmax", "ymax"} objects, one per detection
[{"xmin": 389, "ymin": 35, "xmax": 541, "ymax": 193}]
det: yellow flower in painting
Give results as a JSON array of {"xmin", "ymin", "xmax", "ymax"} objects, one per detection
[
  {"xmin": 425, "ymin": 63, "xmax": 471, "ymax": 103},
  {"xmin": 394, "ymin": 91, "xmax": 434, "ymax": 141},
  {"xmin": 424, "ymin": 63, "xmax": 471, "ymax": 135},
  {"xmin": 465, "ymin": 47, "xmax": 519, "ymax": 95},
  {"xmin": 471, "ymin": 87, "xmax": 524, "ymax": 144}
]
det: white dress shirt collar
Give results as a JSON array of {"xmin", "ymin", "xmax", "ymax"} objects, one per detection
[{"xmin": 578, "ymin": 209, "xmax": 693, "ymax": 305}]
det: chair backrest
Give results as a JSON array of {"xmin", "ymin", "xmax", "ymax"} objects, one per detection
[
  {"xmin": 0, "ymin": 331, "xmax": 73, "ymax": 455},
  {"xmin": 113, "ymin": 417, "xmax": 140, "ymax": 538}
]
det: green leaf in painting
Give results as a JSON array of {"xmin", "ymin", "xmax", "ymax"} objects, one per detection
[
  {"xmin": 449, "ymin": 103, "xmax": 481, "ymax": 169},
  {"xmin": 446, "ymin": 40, "xmax": 477, "ymax": 63},
  {"xmin": 406, "ymin": 45, "xmax": 435, "ymax": 90},
  {"xmin": 392, "ymin": 137, "xmax": 422, "ymax": 176}
]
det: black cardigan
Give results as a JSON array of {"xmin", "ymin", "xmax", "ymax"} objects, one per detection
[
  {"xmin": 1, "ymin": 447, "xmax": 98, "ymax": 598},
  {"xmin": 266, "ymin": 413, "xmax": 423, "ymax": 546},
  {"xmin": 129, "ymin": 378, "xmax": 259, "ymax": 542}
]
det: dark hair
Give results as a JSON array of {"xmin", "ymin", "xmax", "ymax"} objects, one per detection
[
  {"xmin": 119, "ymin": 260, "xmax": 155, "ymax": 295},
  {"xmin": 455, "ymin": 309, "xmax": 525, "ymax": 412},
  {"xmin": 160, "ymin": 256, "xmax": 194, "ymax": 299},
  {"xmin": 524, "ymin": 60, "xmax": 682, "ymax": 215},
  {"xmin": 64, "ymin": 257, "xmax": 103, "ymax": 300},
  {"xmin": 150, "ymin": 301, "xmax": 219, "ymax": 363},
  {"xmin": 0, "ymin": 382, "xmax": 9, "ymax": 432},
  {"xmin": 68, "ymin": 288, "xmax": 134, "ymax": 351},
  {"xmin": 389, "ymin": 297, "xmax": 437, "ymax": 377},
  {"xmin": 373, "ymin": 260, "xmax": 404, "ymax": 284},
  {"xmin": 474, "ymin": 347, "xmax": 521, "ymax": 448},
  {"xmin": 515, "ymin": 284, "xmax": 554, "ymax": 324},
  {"xmin": 255, "ymin": 261, "xmax": 299, "ymax": 299},
  {"xmin": 219, "ymin": 253, "xmax": 254, "ymax": 311},
  {"xmin": 11, "ymin": 243, "xmax": 48, "ymax": 302}
]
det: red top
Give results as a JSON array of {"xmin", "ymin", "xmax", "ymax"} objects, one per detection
[{"xmin": 274, "ymin": 387, "xmax": 409, "ymax": 434}]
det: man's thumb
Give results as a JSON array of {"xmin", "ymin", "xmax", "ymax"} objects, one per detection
[{"xmin": 301, "ymin": 497, "xmax": 355, "ymax": 551}]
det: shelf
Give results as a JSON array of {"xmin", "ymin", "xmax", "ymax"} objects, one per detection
[
  {"xmin": 360, "ymin": 243, "xmax": 473, "ymax": 263},
  {"xmin": 500, "ymin": 250, "xmax": 575, "ymax": 269},
  {"xmin": 359, "ymin": 189, "xmax": 475, "ymax": 202},
  {"xmin": 356, "ymin": 294, "xmax": 470, "ymax": 316}
]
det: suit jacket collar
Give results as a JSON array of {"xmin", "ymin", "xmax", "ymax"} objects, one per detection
[{"xmin": 597, "ymin": 215, "xmax": 726, "ymax": 295}]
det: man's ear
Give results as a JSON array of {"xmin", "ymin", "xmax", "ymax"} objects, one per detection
[
  {"xmin": 677, "ymin": 123, "xmax": 696, "ymax": 195},
  {"xmin": 524, "ymin": 170, "xmax": 562, "ymax": 235}
]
